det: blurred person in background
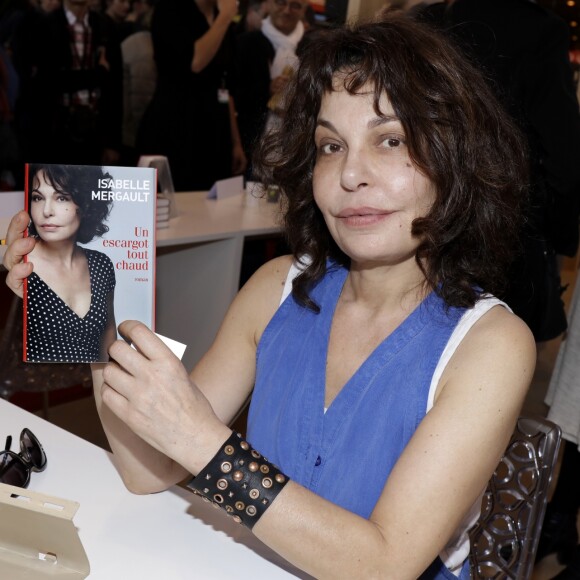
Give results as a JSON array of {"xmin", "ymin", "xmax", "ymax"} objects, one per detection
[
  {"xmin": 235, "ymin": 0, "xmax": 267, "ymax": 34},
  {"xmin": 10, "ymin": 0, "xmax": 123, "ymax": 171},
  {"xmin": 136, "ymin": 0, "xmax": 246, "ymax": 191},
  {"xmin": 120, "ymin": 0, "xmax": 155, "ymax": 164},
  {"xmin": 431, "ymin": 0, "xmax": 580, "ymax": 341},
  {"xmin": 126, "ymin": 0, "xmax": 154, "ymax": 29},
  {"xmin": 543, "ymin": 281, "xmax": 580, "ymax": 578},
  {"xmin": 235, "ymin": 0, "xmax": 308, "ymax": 177},
  {"xmin": 104, "ymin": 0, "xmax": 134, "ymax": 41}
]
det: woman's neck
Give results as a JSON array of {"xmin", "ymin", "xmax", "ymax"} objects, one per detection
[
  {"xmin": 343, "ymin": 259, "xmax": 430, "ymax": 315},
  {"xmin": 31, "ymin": 240, "xmax": 80, "ymax": 268}
]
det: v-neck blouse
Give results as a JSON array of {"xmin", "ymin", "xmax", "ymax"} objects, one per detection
[
  {"xmin": 247, "ymin": 262, "xmax": 471, "ymax": 579},
  {"xmin": 25, "ymin": 248, "xmax": 116, "ymax": 363}
]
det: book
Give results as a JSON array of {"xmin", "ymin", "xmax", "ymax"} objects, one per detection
[{"xmin": 23, "ymin": 163, "xmax": 157, "ymax": 363}]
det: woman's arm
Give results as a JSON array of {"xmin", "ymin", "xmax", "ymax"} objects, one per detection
[
  {"xmin": 94, "ymin": 256, "xmax": 293, "ymax": 493},
  {"xmin": 101, "ymin": 296, "xmax": 535, "ymax": 577},
  {"xmin": 91, "ymin": 363, "xmax": 191, "ymax": 492},
  {"xmin": 191, "ymin": 0, "xmax": 237, "ymax": 73}
]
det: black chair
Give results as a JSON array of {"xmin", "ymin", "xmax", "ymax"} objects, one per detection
[{"xmin": 469, "ymin": 416, "xmax": 562, "ymax": 579}]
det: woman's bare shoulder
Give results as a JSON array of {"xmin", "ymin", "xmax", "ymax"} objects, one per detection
[
  {"xmin": 237, "ymin": 255, "xmax": 293, "ymax": 304},
  {"xmin": 468, "ymin": 304, "xmax": 535, "ymax": 353},
  {"xmin": 438, "ymin": 304, "xmax": 536, "ymax": 407},
  {"xmin": 220, "ymin": 255, "xmax": 295, "ymax": 344}
]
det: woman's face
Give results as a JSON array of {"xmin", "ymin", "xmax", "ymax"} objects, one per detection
[
  {"xmin": 30, "ymin": 170, "xmax": 81, "ymax": 243},
  {"xmin": 312, "ymin": 84, "xmax": 435, "ymax": 268}
]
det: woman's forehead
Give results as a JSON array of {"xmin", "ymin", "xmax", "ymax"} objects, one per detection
[{"xmin": 320, "ymin": 83, "xmax": 395, "ymax": 117}]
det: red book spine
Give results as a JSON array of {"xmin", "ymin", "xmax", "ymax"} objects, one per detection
[{"xmin": 22, "ymin": 163, "xmax": 29, "ymax": 362}]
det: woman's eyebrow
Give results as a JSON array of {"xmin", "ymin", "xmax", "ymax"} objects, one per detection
[
  {"xmin": 316, "ymin": 116, "xmax": 400, "ymax": 132},
  {"xmin": 368, "ymin": 115, "xmax": 399, "ymax": 129},
  {"xmin": 316, "ymin": 118, "xmax": 337, "ymax": 132}
]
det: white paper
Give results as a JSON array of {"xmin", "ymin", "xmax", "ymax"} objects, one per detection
[
  {"xmin": 207, "ymin": 175, "xmax": 244, "ymax": 200},
  {"xmin": 156, "ymin": 333, "xmax": 187, "ymax": 360},
  {"xmin": 128, "ymin": 332, "xmax": 187, "ymax": 360}
]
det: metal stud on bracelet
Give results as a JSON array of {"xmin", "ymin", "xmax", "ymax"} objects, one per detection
[{"xmin": 185, "ymin": 432, "xmax": 289, "ymax": 530}]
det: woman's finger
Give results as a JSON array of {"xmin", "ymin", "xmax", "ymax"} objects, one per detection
[
  {"xmin": 100, "ymin": 380, "xmax": 132, "ymax": 421},
  {"xmin": 117, "ymin": 320, "xmax": 175, "ymax": 362},
  {"xmin": 107, "ymin": 337, "xmax": 150, "ymax": 377},
  {"xmin": 3, "ymin": 212, "xmax": 36, "ymax": 300},
  {"xmin": 5, "ymin": 211, "xmax": 30, "ymax": 245},
  {"xmin": 5, "ymin": 261, "xmax": 34, "ymax": 298},
  {"xmin": 3, "ymin": 237, "xmax": 35, "ymax": 267}
]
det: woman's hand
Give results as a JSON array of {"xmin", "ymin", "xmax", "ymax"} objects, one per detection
[
  {"xmin": 2, "ymin": 211, "xmax": 36, "ymax": 299},
  {"xmin": 217, "ymin": 0, "xmax": 238, "ymax": 21},
  {"xmin": 101, "ymin": 321, "xmax": 232, "ymax": 475}
]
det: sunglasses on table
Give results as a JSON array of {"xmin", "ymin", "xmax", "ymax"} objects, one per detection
[{"xmin": 0, "ymin": 428, "xmax": 47, "ymax": 488}]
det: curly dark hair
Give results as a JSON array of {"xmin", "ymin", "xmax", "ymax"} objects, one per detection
[
  {"xmin": 254, "ymin": 15, "xmax": 529, "ymax": 311},
  {"xmin": 28, "ymin": 164, "xmax": 113, "ymax": 244}
]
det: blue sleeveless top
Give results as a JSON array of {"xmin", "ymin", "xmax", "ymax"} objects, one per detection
[{"xmin": 247, "ymin": 263, "xmax": 471, "ymax": 579}]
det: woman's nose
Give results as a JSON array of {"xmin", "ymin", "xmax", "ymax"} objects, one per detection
[
  {"xmin": 340, "ymin": 150, "xmax": 371, "ymax": 192},
  {"xmin": 42, "ymin": 199, "xmax": 54, "ymax": 216}
]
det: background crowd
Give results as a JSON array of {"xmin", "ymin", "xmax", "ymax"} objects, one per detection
[{"xmin": 0, "ymin": 0, "xmax": 321, "ymax": 191}]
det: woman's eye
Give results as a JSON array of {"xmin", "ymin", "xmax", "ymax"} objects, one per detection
[
  {"xmin": 31, "ymin": 194, "xmax": 42, "ymax": 202},
  {"xmin": 381, "ymin": 136, "xmax": 404, "ymax": 149},
  {"xmin": 57, "ymin": 195, "xmax": 72, "ymax": 202},
  {"xmin": 319, "ymin": 142, "xmax": 342, "ymax": 155}
]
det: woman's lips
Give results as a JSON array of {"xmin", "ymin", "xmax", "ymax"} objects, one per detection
[
  {"xmin": 336, "ymin": 207, "xmax": 393, "ymax": 226},
  {"xmin": 38, "ymin": 224, "xmax": 61, "ymax": 231}
]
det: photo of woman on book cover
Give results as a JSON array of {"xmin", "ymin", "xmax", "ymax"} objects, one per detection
[{"xmin": 24, "ymin": 164, "xmax": 117, "ymax": 363}]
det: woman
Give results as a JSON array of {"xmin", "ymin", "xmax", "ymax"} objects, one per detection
[
  {"xmin": 25, "ymin": 164, "xmax": 116, "ymax": 363},
  {"xmin": 5, "ymin": 16, "xmax": 534, "ymax": 578},
  {"xmin": 136, "ymin": 0, "xmax": 246, "ymax": 191}
]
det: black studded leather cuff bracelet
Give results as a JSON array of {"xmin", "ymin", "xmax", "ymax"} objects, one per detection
[{"xmin": 185, "ymin": 432, "xmax": 289, "ymax": 530}]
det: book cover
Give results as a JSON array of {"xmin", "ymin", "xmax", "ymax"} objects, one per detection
[{"xmin": 22, "ymin": 163, "xmax": 157, "ymax": 363}]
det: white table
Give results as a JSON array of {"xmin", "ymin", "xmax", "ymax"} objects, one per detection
[
  {"xmin": 0, "ymin": 398, "xmax": 306, "ymax": 579},
  {"xmin": 154, "ymin": 192, "xmax": 282, "ymax": 370}
]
